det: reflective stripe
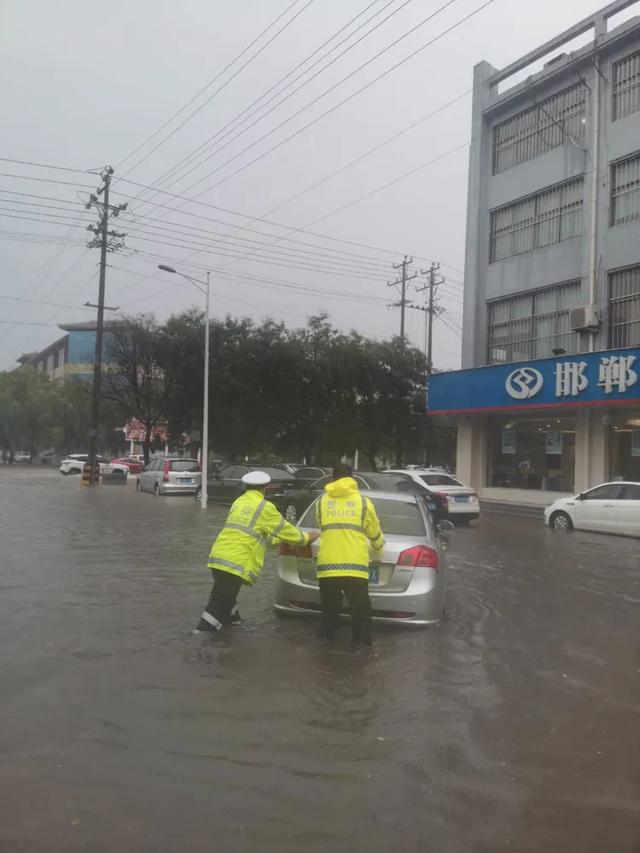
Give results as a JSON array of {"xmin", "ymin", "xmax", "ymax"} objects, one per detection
[
  {"xmin": 248, "ymin": 498, "xmax": 266, "ymax": 530},
  {"xmin": 371, "ymin": 530, "xmax": 383, "ymax": 544},
  {"xmin": 272, "ymin": 518, "xmax": 286, "ymax": 538},
  {"xmin": 208, "ymin": 556, "xmax": 246, "ymax": 574},
  {"xmin": 360, "ymin": 495, "xmax": 367, "ymax": 528},
  {"xmin": 223, "ymin": 522, "xmax": 262, "ymax": 541},
  {"xmin": 200, "ymin": 611, "xmax": 222, "ymax": 630},
  {"xmin": 316, "ymin": 562, "xmax": 369, "ymax": 572},
  {"xmin": 320, "ymin": 523, "xmax": 365, "ymax": 532},
  {"xmin": 298, "ymin": 531, "xmax": 307, "ymax": 545}
]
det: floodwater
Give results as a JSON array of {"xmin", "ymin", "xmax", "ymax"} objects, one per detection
[{"xmin": 1, "ymin": 467, "xmax": 639, "ymax": 852}]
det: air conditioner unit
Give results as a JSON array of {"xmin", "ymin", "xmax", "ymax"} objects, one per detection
[{"xmin": 570, "ymin": 304, "xmax": 600, "ymax": 332}]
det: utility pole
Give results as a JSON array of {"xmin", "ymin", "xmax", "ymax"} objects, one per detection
[
  {"xmin": 388, "ymin": 256, "xmax": 418, "ymax": 339},
  {"xmin": 85, "ymin": 166, "xmax": 127, "ymax": 484},
  {"xmin": 415, "ymin": 262, "xmax": 445, "ymax": 374}
]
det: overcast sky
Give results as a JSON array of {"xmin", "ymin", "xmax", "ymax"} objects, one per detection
[{"xmin": 0, "ymin": 0, "xmax": 620, "ymax": 371}]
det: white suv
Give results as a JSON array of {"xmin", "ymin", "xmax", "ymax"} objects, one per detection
[
  {"xmin": 384, "ymin": 468, "xmax": 480, "ymax": 524},
  {"xmin": 59, "ymin": 454, "xmax": 128, "ymax": 476}
]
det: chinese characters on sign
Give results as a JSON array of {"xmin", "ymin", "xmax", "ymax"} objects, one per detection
[
  {"xmin": 598, "ymin": 355, "xmax": 638, "ymax": 394},
  {"xmin": 506, "ymin": 356, "xmax": 639, "ymax": 400},
  {"xmin": 555, "ymin": 362, "xmax": 588, "ymax": 397}
]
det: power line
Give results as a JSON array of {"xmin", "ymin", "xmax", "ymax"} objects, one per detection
[
  {"xmin": 118, "ymin": 0, "xmax": 318, "ymax": 181},
  {"xmin": 0, "ymin": 293, "xmax": 95, "ymax": 311},
  {"xmin": 135, "ymin": 0, "xmax": 416, "ymax": 206},
  {"xmin": 140, "ymin": 0, "xmax": 469, "ymax": 204},
  {"xmin": 115, "ymin": 0, "xmax": 310, "ymax": 174}
]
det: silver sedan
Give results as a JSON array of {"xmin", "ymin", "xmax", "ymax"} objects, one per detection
[{"xmin": 274, "ymin": 490, "xmax": 452, "ymax": 627}]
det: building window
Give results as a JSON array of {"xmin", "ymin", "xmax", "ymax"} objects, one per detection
[
  {"xmin": 493, "ymin": 83, "xmax": 586, "ymax": 174},
  {"xmin": 488, "ymin": 414, "xmax": 576, "ymax": 492},
  {"xmin": 613, "ymin": 49, "xmax": 640, "ymax": 120},
  {"xmin": 611, "ymin": 153, "xmax": 640, "ymax": 225},
  {"xmin": 609, "ymin": 265, "xmax": 640, "ymax": 349},
  {"xmin": 488, "ymin": 282, "xmax": 582, "ymax": 364},
  {"xmin": 490, "ymin": 178, "xmax": 583, "ymax": 262}
]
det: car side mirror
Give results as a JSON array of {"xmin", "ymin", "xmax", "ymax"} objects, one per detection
[
  {"xmin": 437, "ymin": 519, "xmax": 455, "ymax": 534},
  {"xmin": 576, "ymin": 492, "xmax": 585, "ymax": 501}
]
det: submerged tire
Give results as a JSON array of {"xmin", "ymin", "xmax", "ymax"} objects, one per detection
[{"xmin": 550, "ymin": 510, "xmax": 572, "ymax": 531}]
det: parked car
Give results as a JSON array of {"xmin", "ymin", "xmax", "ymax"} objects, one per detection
[
  {"xmin": 111, "ymin": 456, "xmax": 144, "ymax": 475},
  {"xmin": 383, "ymin": 468, "xmax": 480, "ymax": 524},
  {"xmin": 293, "ymin": 466, "xmax": 331, "ymax": 483},
  {"xmin": 137, "ymin": 457, "xmax": 201, "ymax": 495},
  {"xmin": 196, "ymin": 464, "xmax": 298, "ymax": 504},
  {"xmin": 274, "ymin": 490, "xmax": 452, "ymax": 626},
  {"xmin": 545, "ymin": 481, "xmax": 640, "ymax": 536},
  {"xmin": 269, "ymin": 472, "xmax": 447, "ymax": 523},
  {"xmin": 59, "ymin": 454, "xmax": 110, "ymax": 475},
  {"xmin": 273, "ymin": 463, "xmax": 305, "ymax": 475}
]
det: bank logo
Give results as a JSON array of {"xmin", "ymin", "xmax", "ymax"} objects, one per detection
[{"xmin": 505, "ymin": 367, "xmax": 544, "ymax": 400}]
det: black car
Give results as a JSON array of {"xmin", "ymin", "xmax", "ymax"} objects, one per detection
[
  {"xmin": 269, "ymin": 472, "xmax": 447, "ymax": 522},
  {"xmin": 292, "ymin": 466, "xmax": 331, "ymax": 483},
  {"xmin": 197, "ymin": 464, "xmax": 299, "ymax": 504}
]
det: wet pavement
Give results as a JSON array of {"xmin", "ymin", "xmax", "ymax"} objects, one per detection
[{"xmin": 1, "ymin": 467, "xmax": 639, "ymax": 853}]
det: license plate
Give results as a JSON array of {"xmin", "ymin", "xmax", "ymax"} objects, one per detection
[
  {"xmin": 369, "ymin": 564, "xmax": 379, "ymax": 585},
  {"xmin": 180, "ymin": 478, "xmax": 193, "ymax": 484},
  {"xmin": 455, "ymin": 495, "xmax": 469, "ymax": 502}
]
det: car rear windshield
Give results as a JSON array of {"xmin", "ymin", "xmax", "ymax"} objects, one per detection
[
  {"xmin": 420, "ymin": 474, "xmax": 462, "ymax": 486},
  {"xmin": 300, "ymin": 497, "xmax": 425, "ymax": 537},
  {"xmin": 171, "ymin": 460, "xmax": 199, "ymax": 472}
]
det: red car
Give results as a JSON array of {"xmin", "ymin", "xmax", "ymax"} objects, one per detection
[{"xmin": 111, "ymin": 456, "xmax": 144, "ymax": 475}]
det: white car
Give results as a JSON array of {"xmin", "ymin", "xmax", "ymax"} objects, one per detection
[
  {"xmin": 545, "ymin": 481, "xmax": 640, "ymax": 537},
  {"xmin": 59, "ymin": 454, "xmax": 128, "ymax": 477},
  {"xmin": 384, "ymin": 468, "xmax": 480, "ymax": 524}
]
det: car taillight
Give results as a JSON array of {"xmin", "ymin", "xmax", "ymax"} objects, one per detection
[
  {"xmin": 162, "ymin": 461, "xmax": 170, "ymax": 482},
  {"xmin": 278, "ymin": 542, "xmax": 312, "ymax": 558},
  {"xmin": 434, "ymin": 491, "xmax": 449, "ymax": 509},
  {"xmin": 397, "ymin": 545, "xmax": 439, "ymax": 570}
]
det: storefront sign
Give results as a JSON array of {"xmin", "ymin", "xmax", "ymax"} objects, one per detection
[
  {"xmin": 545, "ymin": 431, "xmax": 563, "ymax": 455},
  {"xmin": 502, "ymin": 430, "xmax": 516, "ymax": 454},
  {"xmin": 427, "ymin": 347, "xmax": 640, "ymax": 415}
]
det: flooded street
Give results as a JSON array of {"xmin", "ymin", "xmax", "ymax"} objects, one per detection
[{"xmin": 1, "ymin": 468, "xmax": 639, "ymax": 852}]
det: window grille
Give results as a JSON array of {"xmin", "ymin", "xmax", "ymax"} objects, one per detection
[{"xmin": 493, "ymin": 83, "xmax": 586, "ymax": 174}]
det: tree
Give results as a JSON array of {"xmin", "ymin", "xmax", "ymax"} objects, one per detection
[{"xmin": 101, "ymin": 316, "xmax": 177, "ymax": 463}]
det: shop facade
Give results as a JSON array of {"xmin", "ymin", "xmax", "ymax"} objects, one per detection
[{"xmin": 428, "ymin": 348, "xmax": 640, "ymax": 506}]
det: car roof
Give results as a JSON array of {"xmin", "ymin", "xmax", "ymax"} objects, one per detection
[{"xmin": 359, "ymin": 489, "xmax": 422, "ymax": 504}]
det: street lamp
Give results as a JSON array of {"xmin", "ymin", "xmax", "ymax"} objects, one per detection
[{"xmin": 158, "ymin": 264, "xmax": 211, "ymax": 510}]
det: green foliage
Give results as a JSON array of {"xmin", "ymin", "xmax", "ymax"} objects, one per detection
[
  {"xmin": 0, "ymin": 311, "xmax": 434, "ymax": 467},
  {"xmin": 0, "ymin": 368, "xmax": 111, "ymax": 455}
]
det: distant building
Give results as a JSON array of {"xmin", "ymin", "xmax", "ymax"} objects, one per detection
[
  {"xmin": 428, "ymin": 0, "xmax": 640, "ymax": 506},
  {"xmin": 16, "ymin": 321, "xmax": 124, "ymax": 382}
]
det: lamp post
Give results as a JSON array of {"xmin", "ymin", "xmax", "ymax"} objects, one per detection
[{"xmin": 158, "ymin": 264, "xmax": 210, "ymax": 509}]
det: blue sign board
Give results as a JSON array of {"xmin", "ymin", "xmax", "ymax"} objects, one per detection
[{"xmin": 427, "ymin": 347, "xmax": 640, "ymax": 414}]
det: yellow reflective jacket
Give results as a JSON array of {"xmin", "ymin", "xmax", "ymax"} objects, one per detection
[
  {"xmin": 315, "ymin": 477, "xmax": 384, "ymax": 580},
  {"xmin": 208, "ymin": 489, "xmax": 310, "ymax": 585}
]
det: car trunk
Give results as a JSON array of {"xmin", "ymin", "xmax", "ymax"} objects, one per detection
[
  {"xmin": 168, "ymin": 462, "xmax": 200, "ymax": 486},
  {"xmin": 281, "ymin": 532, "xmax": 428, "ymax": 593},
  {"xmin": 430, "ymin": 485, "xmax": 476, "ymax": 506}
]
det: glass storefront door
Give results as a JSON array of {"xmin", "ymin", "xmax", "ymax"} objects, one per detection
[
  {"xmin": 488, "ymin": 414, "xmax": 576, "ymax": 491},
  {"xmin": 610, "ymin": 409, "xmax": 640, "ymax": 482}
]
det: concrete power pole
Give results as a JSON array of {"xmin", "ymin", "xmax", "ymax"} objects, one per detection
[
  {"xmin": 387, "ymin": 256, "xmax": 418, "ymax": 339},
  {"xmin": 85, "ymin": 166, "xmax": 127, "ymax": 484},
  {"xmin": 415, "ymin": 262, "xmax": 445, "ymax": 374}
]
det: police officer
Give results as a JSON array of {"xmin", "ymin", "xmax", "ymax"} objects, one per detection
[
  {"xmin": 195, "ymin": 470, "xmax": 318, "ymax": 634},
  {"xmin": 315, "ymin": 463, "xmax": 384, "ymax": 645}
]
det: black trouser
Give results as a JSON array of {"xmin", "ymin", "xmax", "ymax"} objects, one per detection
[
  {"xmin": 318, "ymin": 576, "xmax": 372, "ymax": 644},
  {"xmin": 195, "ymin": 569, "xmax": 243, "ymax": 632}
]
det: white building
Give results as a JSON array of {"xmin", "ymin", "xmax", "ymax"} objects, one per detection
[{"xmin": 428, "ymin": 0, "xmax": 640, "ymax": 508}]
